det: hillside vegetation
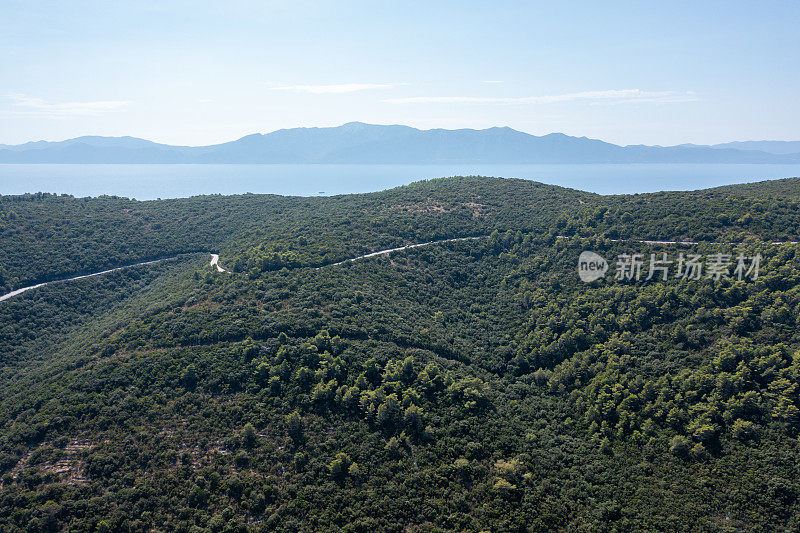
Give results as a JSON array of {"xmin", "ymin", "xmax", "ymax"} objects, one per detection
[{"xmin": 1, "ymin": 176, "xmax": 800, "ymax": 531}]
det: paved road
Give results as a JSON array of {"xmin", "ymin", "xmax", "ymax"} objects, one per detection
[
  {"xmin": 210, "ymin": 254, "xmax": 226, "ymax": 272},
  {"xmin": 6, "ymin": 233, "xmax": 792, "ymax": 302},
  {"xmin": 0, "ymin": 236, "xmax": 485, "ymax": 302},
  {"xmin": 323, "ymin": 236, "xmax": 487, "ymax": 268},
  {"xmin": 0, "ymin": 254, "xmax": 218, "ymax": 302}
]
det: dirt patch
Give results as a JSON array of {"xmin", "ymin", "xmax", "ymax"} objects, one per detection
[
  {"xmin": 462, "ymin": 201, "xmax": 489, "ymax": 218},
  {"xmin": 8, "ymin": 440, "xmax": 93, "ymax": 486},
  {"xmin": 182, "ymin": 299, "xmax": 221, "ymax": 311},
  {"xmin": 392, "ymin": 201, "xmax": 450, "ymax": 214}
]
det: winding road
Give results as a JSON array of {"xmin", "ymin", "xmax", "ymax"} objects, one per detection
[
  {"xmin": 3, "ymin": 233, "xmax": 795, "ymax": 303},
  {"xmin": 210, "ymin": 254, "xmax": 226, "ymax": 272},
  {"xmin": 323, "ymin": 236, "xmax": 486, "ymax": 267},
  {"xmin": 0, "ymin": 254, "xmax": 222, "ymax": 303},
  {"xmin": 0, "ymin": 237, "xmax": 483, "ymax": 302}
]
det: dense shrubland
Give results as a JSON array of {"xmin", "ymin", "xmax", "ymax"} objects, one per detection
[{"xmin": 1, "ymin": 176, "xmax": 800, "ymax": 530}]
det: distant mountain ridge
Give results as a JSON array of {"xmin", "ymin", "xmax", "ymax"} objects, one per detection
[
  {"xmin": 2, "ymin": 122, "xmax": 799, "ymax": 164},
  {"xmin": 710, "ymin": 140, "xmax": 800, "ymax": 155},
  {"xmin": 677, "ymin": 140, "xmax": 800, "ymax": 155}
]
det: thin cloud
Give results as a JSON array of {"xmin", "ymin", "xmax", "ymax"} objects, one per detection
[
  {"xmin": 270, "ymin": 83, "xmax": 399, "ymax": 94},
  {"xmin": 385, "ymin": 89, "xmax": 699, "ymax": 105},
  {"xmin": 482, "ymin": 80, "xmax": 504, "ymax": 84},
  {"xmin": 5, "ymin": 94, "xmax": 132, "ymax": 117}
]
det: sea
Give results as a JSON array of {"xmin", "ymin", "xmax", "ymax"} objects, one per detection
[{"xmin": 1, "ymin": 163, "xmax": 799, "ymax": 200}]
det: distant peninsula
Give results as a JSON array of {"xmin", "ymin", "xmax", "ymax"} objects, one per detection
[{"xmin": 2, "ymin": 122, "xmax": 799, "ymax": 164}]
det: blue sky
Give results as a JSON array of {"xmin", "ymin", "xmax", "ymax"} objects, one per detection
[{"xmin": 1, "ymin": 0, "xmax": 798, "ymax": 146}]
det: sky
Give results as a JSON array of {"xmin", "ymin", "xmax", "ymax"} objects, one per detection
[{"xmin": 1, "ymin": 0, "xmax": 799, "ymax": 146}]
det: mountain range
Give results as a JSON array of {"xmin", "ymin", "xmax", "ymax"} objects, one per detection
[{"xmin": 1, "ymin": 122, "xmax": 799, "ymax": 164}]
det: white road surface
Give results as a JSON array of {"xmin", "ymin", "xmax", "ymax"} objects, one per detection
[
  {"xmin": 0, "ymin": 254, "xmax": 221, "ymax": 302},
  {"xmin": 324, "ymin": 236, "xmax": 486, "ymax": 267},
  {"xmin": 210, "ymin": 254, "xmax": 226, "ymax": 272},
  {"xmin": 4, "ymin": 233, "xmax": 793, "ymax": 303}
]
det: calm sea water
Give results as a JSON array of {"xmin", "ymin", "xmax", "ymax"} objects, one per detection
[{"xmin": 1, "ymin": 163, "xmax": 799, "ymax": 199}]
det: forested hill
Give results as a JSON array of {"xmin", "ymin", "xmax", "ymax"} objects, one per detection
[
  {"xmin": 0, "ymin": 179, "xmax": 598, "ymax": 290},
  {"xmin": 2, "ymin": 176, "xmax": 799, "ymax": 291},
  {"xmin": 1, "ymin": 176, "xmax": 800, "ymax": 531}
]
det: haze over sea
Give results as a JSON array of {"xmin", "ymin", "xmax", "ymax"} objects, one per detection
[{"xmin": 2, "ymin": 163, "xmax": 800, "ymax": 200}]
